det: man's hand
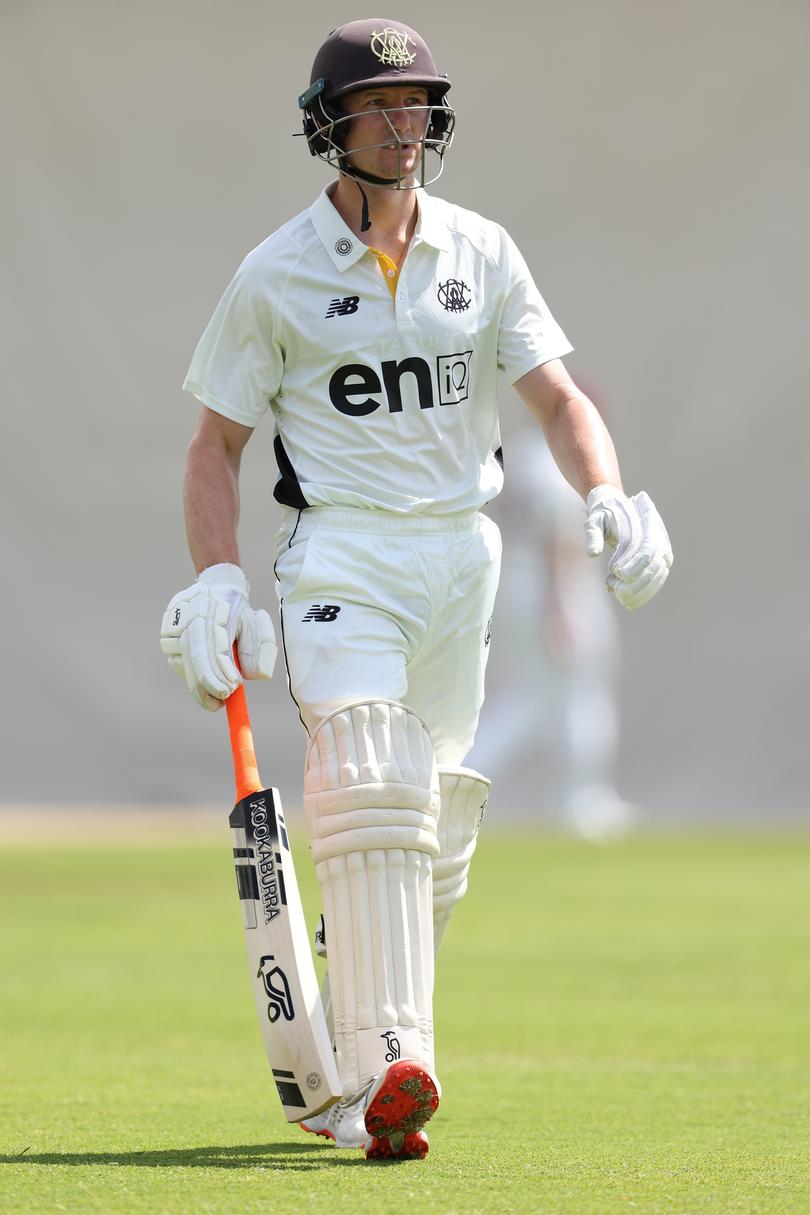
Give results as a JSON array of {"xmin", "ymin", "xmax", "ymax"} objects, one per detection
[
  {"xmin": 160, "ymin": 563, "xmax": 277, "ymax": 710},
  {"xmin": 584, "ymin": 486, "xmax": 673, "ymax": 610}
]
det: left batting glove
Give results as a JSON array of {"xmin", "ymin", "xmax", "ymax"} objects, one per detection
[
  {"xmin": 160, "ymin": 563, "xmax": 277, "ymax": 711},
  {"xmin": 584, "ymin": 485, "xmax": 673, "ymax": 610}
]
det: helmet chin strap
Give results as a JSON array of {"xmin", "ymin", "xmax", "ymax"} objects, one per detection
[
  {"xmin": 346, "ymin": 164, "xmax": 400, "ymax": 233},
  {"xmin": 356, "ymin": 180, "xmax": 373, "ymax": 233}
]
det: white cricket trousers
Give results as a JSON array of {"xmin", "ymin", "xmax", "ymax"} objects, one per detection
[{"xmin": 273, "ymin": 506, "xmax": 501, "ymax": 764}]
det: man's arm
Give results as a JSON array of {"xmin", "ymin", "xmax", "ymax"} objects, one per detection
[
  {"xmin": 184, "ymin": 407, "xmax": 254, "ymax": 571},
  {"xmin": 513, "ymin": 359, "xmax": 673, "ymax": 611},
  {"xmin": 161, "ymin": 406, "xmax": 277, "ymax": 708},
  {"xmin": 513, "ymin": 359, "xmax": 620, "ymax": 499}
]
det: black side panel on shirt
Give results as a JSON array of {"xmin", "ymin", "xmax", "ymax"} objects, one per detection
[{"xmin": 273, "ymin": 436, "xmax": 310, "ymax": 510}]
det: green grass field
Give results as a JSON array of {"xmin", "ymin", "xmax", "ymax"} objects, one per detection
[{"xmin": 1, "ymin": 826, "xmax": 808, "ymax": 1214}]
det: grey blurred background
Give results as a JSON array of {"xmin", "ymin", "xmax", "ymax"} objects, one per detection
[{"xmin": 2, "ymin": 0, "xmax": 807, "ymax": 823}]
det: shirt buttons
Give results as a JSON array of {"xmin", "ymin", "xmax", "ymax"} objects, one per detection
[
  {"xmin": 387, "ymin": 269, "xmax": 395, "ymax": 277},
  {"xmin": 397, "ymin": 293, "xmax": 405, "ymax": 301}
]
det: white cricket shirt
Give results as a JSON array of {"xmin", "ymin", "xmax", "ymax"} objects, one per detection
[{"xmin": 184, "ymin": 185, "xmax": 573, "ymax": 514}]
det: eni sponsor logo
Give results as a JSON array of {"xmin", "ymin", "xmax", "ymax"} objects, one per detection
[{"xmin": 329, "ymin": 351, "xmax": 473, "ymax": 416}]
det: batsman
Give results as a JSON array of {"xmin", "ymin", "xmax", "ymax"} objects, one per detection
[{"xmin": 160, "ymin": 17, "xmax": 673, "ymax": 1161}]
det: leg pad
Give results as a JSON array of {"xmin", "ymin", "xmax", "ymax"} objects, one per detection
[
  {"xmin": 433, "ymin": 766, "xmax": 490, "ymax": 953},
  {"xmin": 303, "ymin": 701, "xmax": 440, "ymax": 1097}
]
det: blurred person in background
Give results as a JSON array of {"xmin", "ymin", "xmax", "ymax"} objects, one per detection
[{"xmin": 470, "ymin": 412, "xmax": 632, "ymax": 841}]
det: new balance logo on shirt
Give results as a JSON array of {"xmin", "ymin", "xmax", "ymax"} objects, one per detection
[
  {"xmin": 302, "ymin": 604, "xmax": 342, "ymax": 622},
  {"xmin": 325, "ymin": 296, "xmax": 360, "ymax": 318}
]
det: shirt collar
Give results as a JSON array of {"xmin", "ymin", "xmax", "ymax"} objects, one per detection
[
  {"xmin": 310, "ymin": 185, "xmax": 367, "ymax": 272},
  {"xmin": 310, "ymin": 184, "xmax": 451, "ymax": 271},
  {"xmin": 413, "ymin": 189, "xmax": 450, "ymax": 252}
]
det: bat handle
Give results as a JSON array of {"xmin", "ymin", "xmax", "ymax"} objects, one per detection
[{"xmin": 225, "ymin": 649, "xmax": 261, "ymax": 802}]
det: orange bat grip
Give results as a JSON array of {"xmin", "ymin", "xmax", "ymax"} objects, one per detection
[{"xmin": 225, "ymin": 651, "xmax": 262, "ymax": 802}]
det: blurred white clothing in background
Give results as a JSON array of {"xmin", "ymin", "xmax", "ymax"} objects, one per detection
[{"xmin": 469, "ymin": 426, "xmax": 633, "ymax": 840}]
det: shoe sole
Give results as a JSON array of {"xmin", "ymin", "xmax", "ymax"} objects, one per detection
[
  {"xmin": 363, "ymin": 1060, "xmax": 439, "ymax": 1160},
  {"xmin": 365, "ymin": 1130, "xmax": 429, "ymax": 1160},
  {"xmin": 299, "ymin": 1121, "xmax": 335, "ymax": 1143}
]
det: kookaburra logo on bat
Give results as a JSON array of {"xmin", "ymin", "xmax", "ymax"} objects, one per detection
[{"xmin": 257, "ymin": 955, "xmax": 295, "ymax": 1022}]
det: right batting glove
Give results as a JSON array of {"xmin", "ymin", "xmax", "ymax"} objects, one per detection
[{"xmin": 160, "ymin": 563, "xmax": 277, "ymax": 710}]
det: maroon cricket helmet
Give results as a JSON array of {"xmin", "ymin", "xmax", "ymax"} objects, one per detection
[
  {"xmin": 305, "ymin": 18, "xmax": 451, "ymax": 103},
  {"xmin": 298, "ymin": 18, "xmax": 455, "ymax": 191}
]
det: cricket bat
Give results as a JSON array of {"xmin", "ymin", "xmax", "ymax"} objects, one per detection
[{"xmin": 225, "ymin": 674, "xmax": 342, "ymax": 1120}]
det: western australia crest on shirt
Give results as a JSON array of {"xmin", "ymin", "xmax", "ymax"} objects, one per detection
[{"xmin": 438, "ymin": 278, "xmax": 471, "ymax": 312}]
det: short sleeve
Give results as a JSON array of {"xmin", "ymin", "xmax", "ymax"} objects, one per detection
[
  {"xmin": 183, "ymin": 259, "xmax": 283, "ymax": 428},
  {"xmin": 497, "ymin": 231, "xmax": 573, "ymax": 384}
]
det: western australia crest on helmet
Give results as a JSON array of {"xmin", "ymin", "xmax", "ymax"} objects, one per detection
[{"xmin": 298, "ymin": 18, "xmax": 455, "ymax": 192}]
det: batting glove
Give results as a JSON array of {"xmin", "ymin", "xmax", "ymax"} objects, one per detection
[
  {"xmin": 584, "ymin": 485, "xmax": 673, "ymax": 610},
  {"xmin": 160, "ymin": 563, "xmax": 277, "ymax": 711}
]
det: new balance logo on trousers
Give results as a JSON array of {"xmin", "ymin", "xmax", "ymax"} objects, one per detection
[{"xmin": 302, "ymin": 604, "xmax": 342, "ymax": 622}]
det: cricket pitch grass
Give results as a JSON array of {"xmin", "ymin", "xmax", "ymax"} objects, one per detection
[{"xmin": 1, "ymin": 821, "xmax": 808, "ymax": 1214}]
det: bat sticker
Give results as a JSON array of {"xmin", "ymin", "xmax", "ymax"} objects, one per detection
[{"xmin": 257, "ymin": 955, "xmax": 295, "ymax": 1022}]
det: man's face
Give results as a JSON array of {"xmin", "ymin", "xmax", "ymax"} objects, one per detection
[{"xmin": 340, "ymin": 85, "xmax": 430, "ymax": 183}]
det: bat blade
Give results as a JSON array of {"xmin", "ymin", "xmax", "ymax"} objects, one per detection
[
  {"xmin": 226, "ymin": 678, "xmax": 341, "ymax": 1121},
  {"xmin": 229, "ymin": 784, "xmax": 341, "ymax": 1119}
]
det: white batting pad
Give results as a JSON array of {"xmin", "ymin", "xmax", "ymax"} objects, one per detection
[
  {"xmin": 433, "ymin": 767, "xmax": 490, "ymax": 954},
  {"xmin": 304, "ymin": 700, "xmax": 440, "ymax": 1098}
]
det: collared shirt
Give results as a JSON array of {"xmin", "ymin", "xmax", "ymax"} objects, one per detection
[{"xmin": 184, "ymin": 185, "xmax": 573, "ymax": 514}]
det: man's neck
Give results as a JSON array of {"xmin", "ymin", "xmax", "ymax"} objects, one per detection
[{"xmin": 329, "ymin": 176, "xmax": 419, "ymax": 262}]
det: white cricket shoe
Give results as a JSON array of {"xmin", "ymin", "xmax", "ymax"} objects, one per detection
[
  {"xmin": 362, "ymin": 1059, "xmax": 440, "ymax": 1161},
  {"xmin": 299, "ymin": 1093, "xmax": 367, "ymax": 1149}
]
